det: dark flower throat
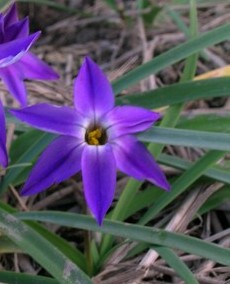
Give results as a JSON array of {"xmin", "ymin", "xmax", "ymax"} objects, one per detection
[{"xmin": 85, "ymin": 126, "xmax": 107, "ymax": 145}]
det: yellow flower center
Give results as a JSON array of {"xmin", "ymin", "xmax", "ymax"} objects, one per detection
[{"xmin": 87, "ymin": 128, "xmax": 103, "ymax": 145}]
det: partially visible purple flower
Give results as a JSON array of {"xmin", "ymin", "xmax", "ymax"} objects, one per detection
[
  {"xmin": 0, "ymin": 3, "xmax": 59, "ymax": 106},
  {"xmin": 0, "ymin": 101, "xmax": 8, "ymax": 168},
  {"xmin": 11, "ymin": 57, "xmax": 170, "ymax": 225}
]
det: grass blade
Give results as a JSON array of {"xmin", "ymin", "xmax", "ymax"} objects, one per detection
[
  {"xmin": 0, "ymin": 208, "xmax": 92, "ymax": 284},
  {"xmin": 0, "ymin": 130, "xmax": 55, "ymax": 195},
  {"xmin": 0, "ymin": 236, "xmax": 21, "ymax": 253},
  {"xmin": 139, "ymin": 127, "xmax": 230, "ymax": 151},
  {"xmin": 16, "ymin": 211, "xmax": 230, "ymax": 267},
  {"xmin": 0, "ymin": 201, "xmax": 87, "ymax": 273},
  {"xmin": 29, "ymin": 222, "xmax": 87, "ymax": 272},
  {"xmin": 159, "ymin": 153, "xmax": 230, "ymax": 184},
  {"xmin": 112, "ymin": 23, "xmax": 230, "ymax": 93},
  {"xmin": 178, "ymin": 113, "xmax": 230, "ymax": 133},
  {"xmin": 199, "ymin": 186, "xmax": 230, "ymax": 215},
  {"xmin": 0, "ymin": 272, "xmax": 58, "ymax": 284},
  {"xmin": 116, "ymin": 78, "xmax": 230, "ymax": 109},
  {"xmin": 139, "ymin": 150, "xmax": 225, "ymax": 225},
  {"xmin": 153, "ymin": 246, "xmax": 199, "ymax": 284}
]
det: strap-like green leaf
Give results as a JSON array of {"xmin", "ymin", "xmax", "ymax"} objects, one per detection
[
  {"xmin": 0, "ymin": 209, "xmax": 92, "ymax": 284},
  {"xmin": 153, "ymin": 246, "xmax": 199, "ymax": 284},
  {"xmin": 116, "ymin": 78, "xmax": 230, "ymax": 108},
  {"xmin": 159, "ymin": 153, "xmax": 230, "ymax": 184},
  {"xmin": 139, "ymin": 127, "xmax": 230, "ymax": 151},
  {"xmin": 16, "ymin": 211, "xmax": 230, "ymax": 267},
  {"xmin": 139, "ymin": 150, "xmax": 225, "ymax": 225},
  {"xmin": 112, "ymin": 24, "xmax": 230, "ymax": 93},
  {"xmin": 0, "ymin": 271, "xmax": 58, "ymax": 284},
  {"xmin": 0, "ymin": 130, "xmax": 55, "ymax": 195}
]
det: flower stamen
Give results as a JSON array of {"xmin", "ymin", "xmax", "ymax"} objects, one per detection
[
  {"xmin": 88, "ymin": 129, "xmax": 102, "ymax": 145},
  {"xmin": 86, "ymin": 128, "xmax": 107, "ymax": 145}
]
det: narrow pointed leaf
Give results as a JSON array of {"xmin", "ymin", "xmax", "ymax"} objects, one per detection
[
  {"xmin": 139, "ymin": 150, "xmax": 225, "ymax": 225},
  {"xmin": 159, "ymin": 153, "xmax": 230, "ymax": 184},
  {"xmin": 0, "ymin": 272, "xmax": 58, "ymax": 284},
  {"xmin": 116, "ymin": 78, "xmax": 230, "ymax": 109},
  {"xmin": 112, "ymin": 23, "xmax": 230, "ymax": 93},
  {"xmin": 153, "ymin": 246, "xmax": 199, "ymax": 284},
  {"xmin": 16, "ymin": 211, "xmax": 230, "ymax": 267},
  {"xmin": 0, "ymin": 130, "xmax": 55, "ymax": 195},
  {"xmin": 139, "ymin": 127, "xmax": 230, "ymax": 151},
  {"xmin": 0, "ymin": 208, "xmax": 92, "ymax": 284}
]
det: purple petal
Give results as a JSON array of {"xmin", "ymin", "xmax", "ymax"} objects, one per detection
[
  {"xmin": 0, "ymin": 16, "xmax": 4, "ymax": 42},
  {"xmin": 3, "ymin": 3, "xmax": 18, "ymax": 28},
  {"xmin": 112, "ymin": 135, "xmax": 170, "ymax": 190},
  {"xmin": 4, "ymin": 17, "xmax": 29, "ymax": 42},
  {"xmin": 16, "ymin": 52, "xmax": 59, "ymax": 80},
  {"xmin": 105, "ymin": 106, "xmax": 161, "ymax": 139},
  {"xmin": 0, "ymin": 65, "xmax": 27, "ymax": 106},
  {"xmin": 21, "ymin": 136, "xmax": 84, "ymax": 196},
  {"xmin": 0, "ymin": 101, "xmax": 8, "ymax": 167},
  {"xmin": 0, "ymin": 31, "xmax": 40, "ymax": 67},
  {"xmin": 74, "ymin": 57, "xmax": 114, "ymax": 118},
  {"xmin": 10, "ymin": 103, "xmax": 87, "ymax": 138},
  {"xmin": 81, "ymin": 144, "xmax": 116, "ymax": 225}
]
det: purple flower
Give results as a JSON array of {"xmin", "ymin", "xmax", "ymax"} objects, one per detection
[
  {"xmin": 11, "ymin": 57, "xmax": 170, "ymax": 225},
  {"xmin": 0, "ymin": 101, "xmax": 7, "ymax": 168},
  {"xmin": 0, "ymin": 3, "xmax": 59, "ymax": 106}
]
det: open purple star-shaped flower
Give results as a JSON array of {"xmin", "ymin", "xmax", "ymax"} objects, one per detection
[
  {"xmin": 0, "ymin": 3, "xmax": 59, "ymax": 106},
  {"xmin": 11, "ymin": 57, "xmax": 170, "ymax": 225}
]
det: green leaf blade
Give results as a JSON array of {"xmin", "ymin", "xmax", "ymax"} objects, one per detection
[
  {"xmin": 154, "ymin": 246, "xmax": 199, "ymax": 284},
  {"xmin": 16, "ymin": 211, "xmax": 230, "ymax": 267},
  {"xmin": 139, "ymin": 127, "xmax": 230, "ymax": 151},
  {"xmin": 116, "ymin": 78, "xmax": 230, "ymax": 109},
  {"xmin": 0, "ymin": 272, "xmax": 58, "ymax": 284},
  {"xmin": 0, "ymin": 209, "xmax": 92, "ymax": 284},
  {"xmin": 113, "ymin": 23, "xmax": 230, "ymax": 93},
  {"xmin": 139, "ymin": 150, "xmax": 225, "ymax": 225}
]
